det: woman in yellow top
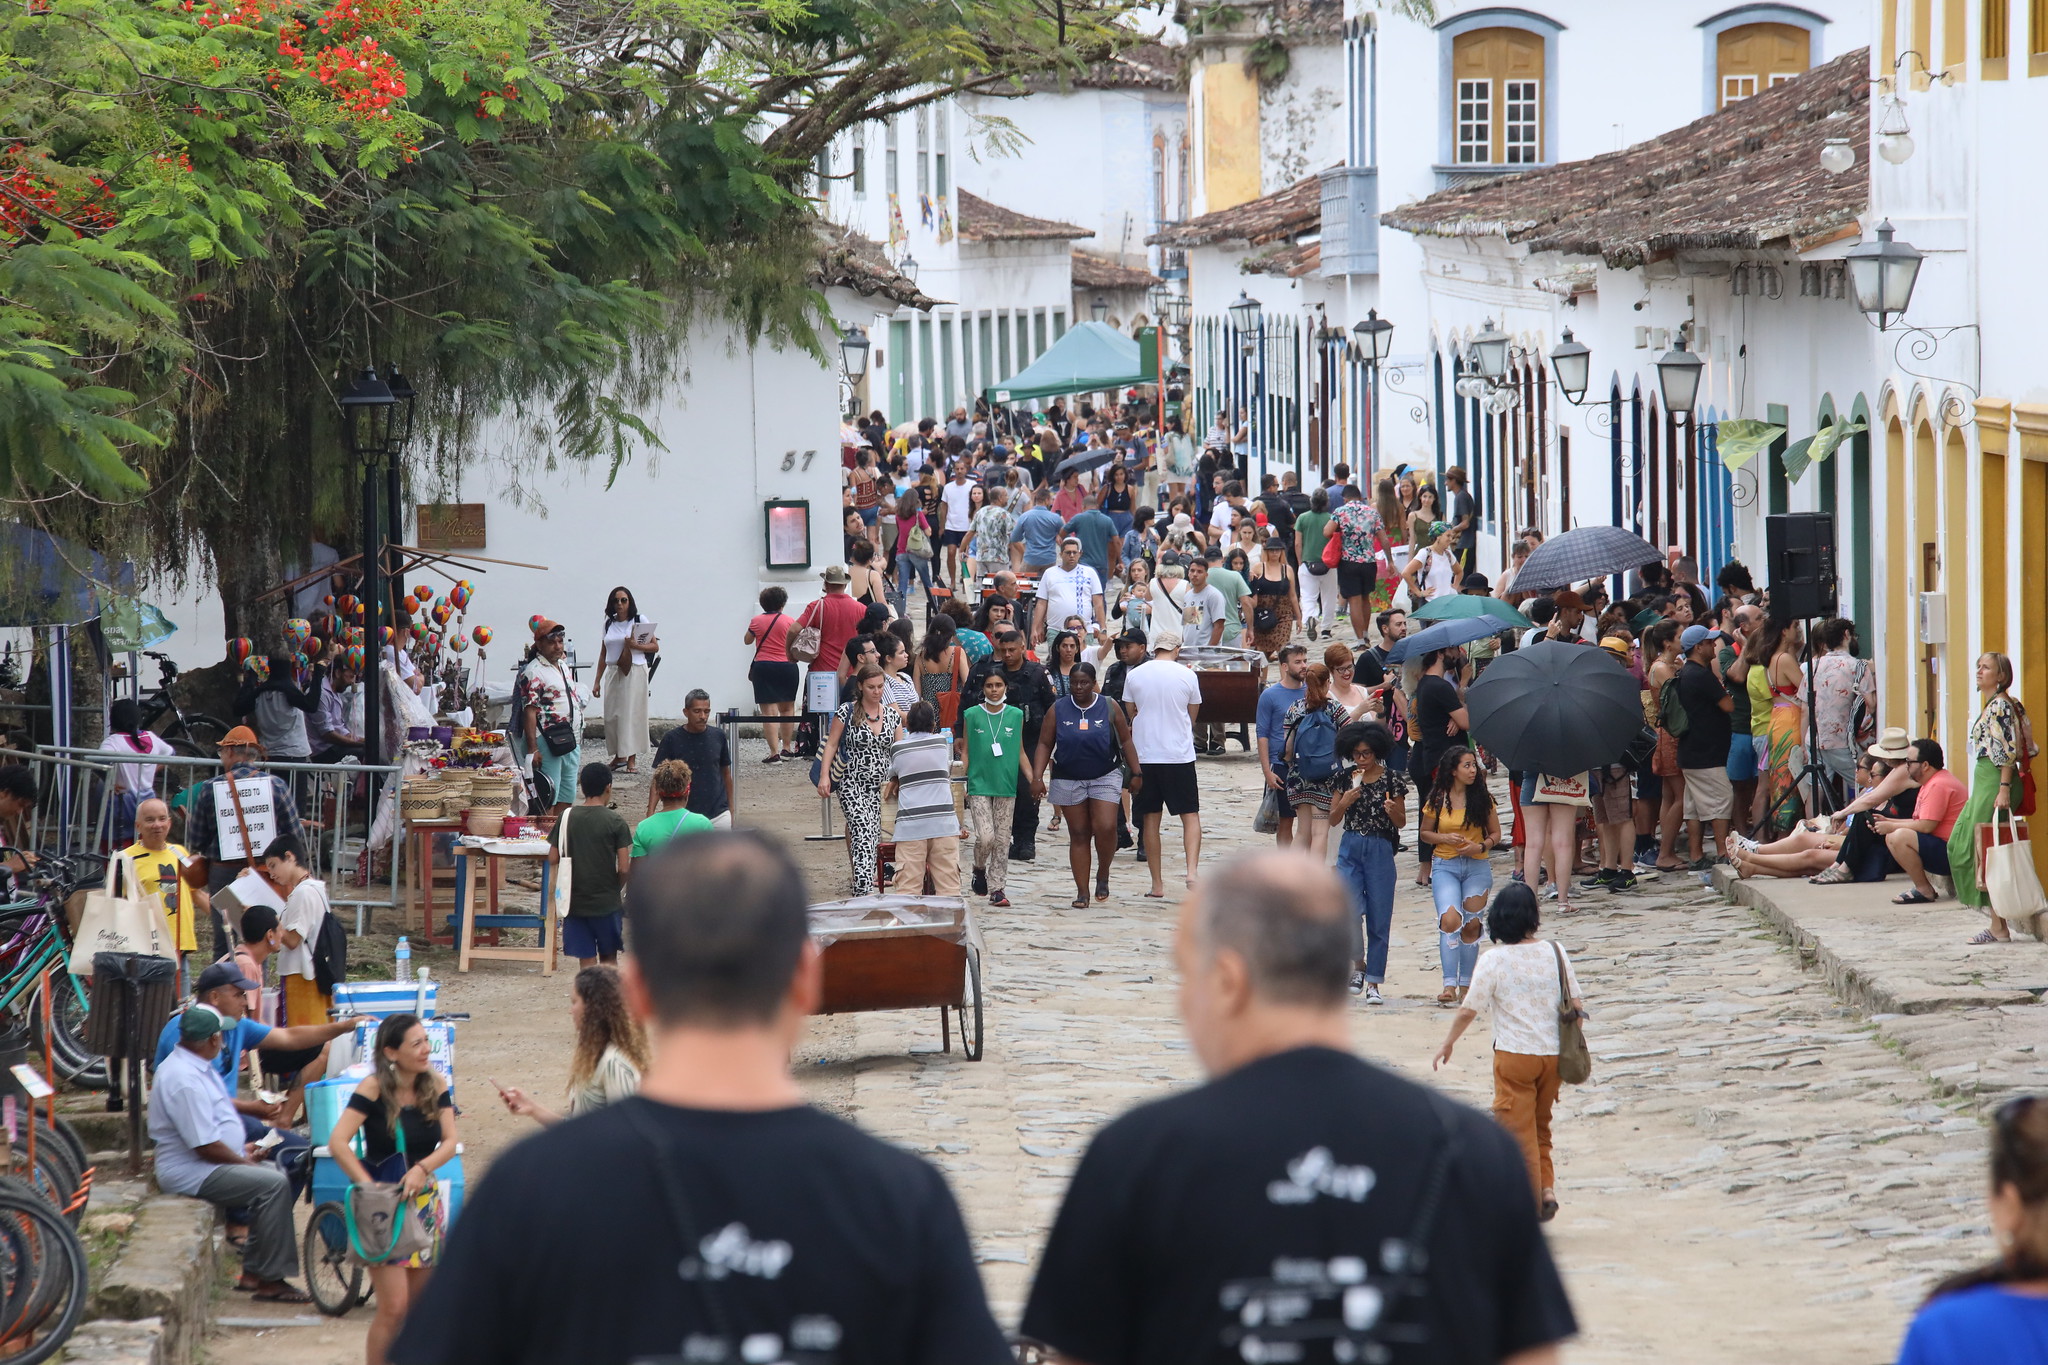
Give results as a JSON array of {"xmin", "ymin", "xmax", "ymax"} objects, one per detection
[
  {"xmin": 1420, "ymin": 746, "xmax": 1500, "ymax": 1007},
  {"xmin": 120, "ymin": 796, "xmax": 204, "ymax": 987}
]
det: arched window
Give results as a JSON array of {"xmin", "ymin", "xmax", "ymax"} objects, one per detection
[
  {"xmin": 1453, "ymin": 27, "xmax": 1545, "ymax": 165},
  {"xmin": 1176, "ymin": 133, "xmax": 1191, "ymax": 220},
  {"xmin": 1152, "ymin": 130, "xmax": 1167, "ymax": 227},
  {"xmin": 1716, "ymin": 21, "xmax": 1811, "ymax": 106}
]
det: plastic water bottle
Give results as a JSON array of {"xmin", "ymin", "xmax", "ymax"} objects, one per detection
[{"xmin": 395, "ymin": 935, "xmax": 411, "ymax": 982}]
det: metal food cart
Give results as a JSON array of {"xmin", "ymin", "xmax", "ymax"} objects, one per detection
[
  {"xmin": 1180, "ymin": 645, "xmax": 1267, "ymax": 753},
  {"xmin": 808, "ymin": 895, "xmax": 984, "ymax": 1060}
]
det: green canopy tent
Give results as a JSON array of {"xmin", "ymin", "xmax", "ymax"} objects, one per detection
[{"xmin": 984, "ymin": 321, "xmax": 1152, "ymax": 408}]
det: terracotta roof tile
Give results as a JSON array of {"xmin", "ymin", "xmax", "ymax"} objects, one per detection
[
  {"xmin": 810, "ymin": 225, "xmax": 945, "ymax": 309},
  {"xmin": 1381, "ymin": 49, "xmax": 1870, "ymax": 268},
  {"xmin": 1071, "ymin": 251, "xmax": 1164, "ymax": 289},
  {"xmin": 1027, "ymin": 41, "xmax": 1181, "ymax": 91},
  {"xmin": 1146, "ymin": 174, "xmax": 1322, "ymax": 249},
  {"xmin": 1242, "ymin": 239, "xmax": 1320, "ymax": 278},
  {"xmin": 956, "ymin": 190, "xmax": 1094, "ymax": 242}
]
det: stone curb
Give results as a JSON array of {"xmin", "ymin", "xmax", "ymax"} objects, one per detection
[{"xmin": 89, "ymin": 1196, "xmax": 215, "ymax": 1365}]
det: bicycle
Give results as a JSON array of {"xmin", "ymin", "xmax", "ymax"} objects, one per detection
[
  {"xmin": 0, "ymin": 854, "xmax": 108, "ymax": 1091},
  {"xmin": 132, "ymin": 652, "xmax": 230, "ymax": 759},
  {"xmin": 0, "ymin": 1178, "xmax": 89, "ymax": 1364}
]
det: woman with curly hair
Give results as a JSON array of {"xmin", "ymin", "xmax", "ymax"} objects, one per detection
[
  {"xmin": 1420, "ymin": 746, "xmax": 1499, "ymax": 1007},
  {"xmin": 496, "ymin": 965, "xmax": 650, "ymax": 1126}
]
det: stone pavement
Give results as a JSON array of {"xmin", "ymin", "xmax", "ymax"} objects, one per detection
[{"xmin": 795, "ymin": 753, "xmax": 2007, "ymax": 1365}]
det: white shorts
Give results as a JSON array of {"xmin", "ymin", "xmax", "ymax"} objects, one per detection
[{"xmin": 1048, "ymin": 773, "xmax": 1123, "ymax": 806}]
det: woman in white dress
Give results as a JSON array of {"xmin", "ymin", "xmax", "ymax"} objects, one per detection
[
  {"xmin": 1399, "ymin": 521, "xmax": 1461, "ymax": 605},
  {"xmin": 593, "ymin": 586, "xmax": 658, "ymax": 774}
]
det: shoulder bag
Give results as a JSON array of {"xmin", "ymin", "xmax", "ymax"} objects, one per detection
[
  {"xmin": 788, "ymin": 603, "xmax": 822, "ymax": 665},
  {"xmin": 1321, "ymin": 527, "xmax": 1343, "ymax": 568},
  {"xmin": 1552, "ymin": 942, "xmax": 1591, "ymax": 1084},
  {"xmin": 536, "ymin": 663, "xmax": 579, "ymax": 757},
  {"xmin": 906, "ymin": 513, "xmax": 933, "ymax": 560},
  {"xmin": 550, "ymin": 803, "xmax": 575, "ymax": 920},
  {"xmin": 344, "ymin": 1119, "xmax": 434, "ymax": 1266},
  {"xmin": 2014, "ymin": 698, "xmax": 2038, "ymax": 817}
]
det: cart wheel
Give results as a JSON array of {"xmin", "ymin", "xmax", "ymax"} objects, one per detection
[
  {"xmin": 956, "ymin": 949, "xmax": 984, "ymax": 1061},
  {"xmin": 303, "ymin": 1201, "xmax": 365, "ymax": 1317}
]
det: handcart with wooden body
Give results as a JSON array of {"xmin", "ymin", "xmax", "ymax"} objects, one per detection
[
  {"xmin": 1180, "ymin": 645, "xmax": 1267, "ymax": 753},
  {"xmin": 808, "ymin": 895, "xmax": 985, "ymax": 1060}
]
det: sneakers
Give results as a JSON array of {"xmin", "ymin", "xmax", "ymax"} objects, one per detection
[
  {"xmin": 971, "ymin": 868, "xmax": 988, "ymax": 897},
  {"xmin": 1688, "ymin": 857, "xmax": 1713, "ymax": 872},
  {"xmin": 1363, "ymin": 983, "xmax": 1384, "ymax": 1005},
  {"xmin": 1578, "ymin": 869, "xmax": 1617, "ymax": 890},
  {"xmin": 1348, "ymin": 971, "xmax": 1366, "ymax": 996},
  {"xmin": 1728, "ymin": 832, "xmax": 1761, "ymax": 855},
  {"xmin": 1633, "ymin": 856, "xmax": 1661, "ymax": 876},
  {"xmin": 1607, "ymin": 871, "xmax": 1639, "ymax": 893}
]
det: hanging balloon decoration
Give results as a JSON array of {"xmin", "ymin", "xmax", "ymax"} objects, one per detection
[
  {"xmin": 283, "ymin": 618, "xmax": 311, "ymax": 650},
  {"xmin": 528, "ymin": 615, "xmax": 546, "ymax": 635},
  {"xmin": 449, "ymin": 583, "xmax": 471, "ymax": 610},
  {"xmin": 344, "ymin": 645, "xmax": 365, "ymax": 671},
  {"xmin": 380, "ymin": 626, "xmax": 395, "ymax": 645},
  {"xmin": 448, "ymin": 635, "xmax": 468, "ymax": 653},
  {"xmin": 322, "ymin": 594, "xmax": 336, "ymax": 608},
  {"xmin": 471, "ymin": 626, "xmax": 493, "ymax": 646},
  {"xmin": 432, "ymin": 603, "xmax": 453, "ymax": 627},
  {"xmin": 400, "ymin": 595, "xmax": 419, "ymax": 614},
  {"xmin": 245, "ymin": 656, "xmax": 270, "ymax": 682},
  {"xmin": 413, "ymin": 584, "xmax": 435, "ymax": 603},
  {"xmin": 228, "ymin": 638, "xmax": 254, "ymax": 666}
]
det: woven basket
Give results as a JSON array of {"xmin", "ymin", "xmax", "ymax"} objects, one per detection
[
  {"xmin": 401, "ymin": 790, "xmax": 445, "ymax": 821},
  {"xmin": 466, "ymin": 812, "xmax": 505, "ymax": 838}
]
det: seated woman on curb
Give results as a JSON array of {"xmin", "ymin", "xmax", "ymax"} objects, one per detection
[{"xmin": 1730, "ymin": 749, "xmax": 1918, "ymax": 881}]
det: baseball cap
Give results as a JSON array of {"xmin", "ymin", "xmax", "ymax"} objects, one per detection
[
  {"xmin": 1679, "ymin": 624, "xmax": 1724, "ymax": 650},
  {"xmin": 1115, "ymin": 629, "xmax": 1148, "ymax": 649},
  {"xmin": 194, "ymin": 961, "xmax": 260, "ymax": 995},
  {"xmin": 1152, "ymin": 631, "xmax": 1184, "ymax": 652},
  {"xmin": 178, "ymin": 1004, "xmax": 226, "ymax": 1043},
  {"xmin": 219, "ymin": 725, "xmax": 260, "ymax": 749},
  {"xmin": 530, "ymin": 617, "xmax": 564, "ymax": 639}
]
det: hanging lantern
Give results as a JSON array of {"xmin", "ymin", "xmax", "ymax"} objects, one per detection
[
  {"xmin": 293, "ymin": 651, "xmax": 310, "ymax": 672},
  {"xmin": 283, "ymin": 618, "xmax": 311, "ymax": 649},
  {"xmin": 450, "ymin": 635, "xmax": 470, "ymax": 653},
  {"xmin": 432, "ymin": 603, "xmax": 453, "ymax": 626},
  {"xmin": 449, "ymin": 584, "xmax": 470, "ymax": 610},
  {"xmin": 412, "ymin": 584, "xmax": 434, "ymax": 602},
  {"xmin": 246, "ymin": 656, "xmax": 270, "ymax": 681},
  {"xmin": 344, "ymin": 645, "xmax": 365, "ymax": 671},
  {"xmin": 305, "ymin": 637, "xmax": 325, "ymax": 661},
  {"xmin": 426, "ymin": 632, "xmax": 441, "ymax": 650},
  {"xmin": 400, "ymin": 595, "xmax": 419, "ymax": 614},
  {"xmin": 472, "ymin": 625, "xmax": 494, "ymax": 646},
  {"xmin": 380, "ymin": 626, "xmax": 395, "ymax": 645}
]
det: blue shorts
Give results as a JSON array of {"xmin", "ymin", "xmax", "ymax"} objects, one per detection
[
  {"xmin": 1431, "ymin": 854, "xmax": 1492, "ymax": 911},
  {"xmin": 858, "ymin": 506, "xmax": 879, "ymax": 526},
  {"xmin": 1726, "ymin": 733, "xmax": 1758, "ymax": 781},
  {"xmin": 941, "ymin": 528, "xmax": 967, "ymax": 547},
  {"xmin": 563, "ymin": 911, "xmax": 624, "ymax": 960},
  {"xmin": 1916, "ymin": 832, "xmax": 1952, "ymax": 875},
  {"xmin": 533, "ymin": 745, "xmax": 579, "ymax": 808}
]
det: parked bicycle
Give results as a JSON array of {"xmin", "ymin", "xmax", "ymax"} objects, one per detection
[
  {"xmin": 132, "ymin": 653, "xmax": 230, "ymax": 760},
  {"xmin": 0, "ymin": 853, "xmax": 108, "ymax": 1091}
]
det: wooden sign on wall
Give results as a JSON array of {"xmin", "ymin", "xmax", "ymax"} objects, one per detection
[{"xmin": 416, "ymin": 503, "xmax": 486, "ymax": 550}]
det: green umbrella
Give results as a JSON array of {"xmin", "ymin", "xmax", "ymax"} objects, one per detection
[{"xmin": 1409, "ymin": 595, "xmax": 1532, "ymax": 629}]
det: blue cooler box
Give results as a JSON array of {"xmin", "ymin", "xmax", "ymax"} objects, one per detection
[
  {"xmin": 312, "ymin": 1146, "xmax": 465, "ymax": 1225},
  {"xmin": 332, "ymin": 980, "xmax": 439, "ymax": 1020}
]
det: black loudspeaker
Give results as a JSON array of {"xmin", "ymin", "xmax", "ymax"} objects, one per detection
[{"xmin": 1765, "ymin": 512, "xmax": 1837, "ymax": 621}]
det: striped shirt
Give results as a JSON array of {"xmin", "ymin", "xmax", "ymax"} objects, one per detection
[{"xmin": 888, "ymin": 732, "xmax": 959, "ymax": 840}]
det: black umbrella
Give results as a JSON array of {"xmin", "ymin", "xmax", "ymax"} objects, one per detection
[
  {"xmin": 1054, "ymin": 449, "xmax": 1114, "ymax": 480},
  {"xmin": 1466, "ymin": 641, "xmax": 1644, "ymax": 775},
  {"xmin": 1514, "ymin": 525, "xmax": 1662, "ymax": 592}
]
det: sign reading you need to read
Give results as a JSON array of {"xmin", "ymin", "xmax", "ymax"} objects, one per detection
[{"xmin": 212, "ymin": 776, "xmax": 279, "ymax": 862}]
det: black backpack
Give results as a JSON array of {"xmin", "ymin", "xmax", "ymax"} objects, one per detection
[{"xmin": 311, "ymin": 909, "xmax": 349, "ymax": 993}]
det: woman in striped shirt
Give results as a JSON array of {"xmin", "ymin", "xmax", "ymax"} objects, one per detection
[{"xmin": 883, "ymin": 702, "xmax": 962, "ymax": 895}]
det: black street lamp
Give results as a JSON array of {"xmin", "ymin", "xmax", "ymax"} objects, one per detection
[
  {"xmin": 1091, "ymin": 295, "xmax": 1109, "ymax": 323},
  {"xmin": 1548, "ymin": 328, "xmax": 1592, "ymax": 405},
  {"xmin": 1844, "ymin": 219, "xmax": 1924, "ymax": 330},
  {"xmin": 1166, "ymin": 292, "xmax": 1192, "ymax": 329},
  {"xmin": 897, "ymin": 253, "xmax": 919, "ymax": 285},
  {"xmin": 1351, "ymin": 308, "xmax": 1395, "ymax": 469},
  {"xmin": 1226, "ymin": 292, "xmax": 1266, "ymax": 480},
  {"xmin": 1146, "ymin": 281, "xmax": 1169, "ymax": 317},
  {"xmin": 1470, "ymin": 318, "xmax": 1511, "ymax": 381},
  {"xmin": 340, "ymin": 362, "xmax": 418, "ymax": 768},
  {"xmin": 839, "ymin": 325, "xmax": 871, "ymax": 381}
]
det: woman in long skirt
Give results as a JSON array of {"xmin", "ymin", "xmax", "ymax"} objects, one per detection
[
  {"xmin": 595, "ymin": 586, "xmax": 657, "ymax": 774},
  {"xmin": 1952, "ymin": 652, "xmax": 2028, "ymax": 942}
]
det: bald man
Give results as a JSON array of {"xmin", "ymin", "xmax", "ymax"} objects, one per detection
[
  {"xmin": 121, "ymin": 796, "xmax": 206, "ymax": 968},
  {"xmin": 1024, "ymin": 850, "xmax": 1577, "ymax": 1365}
]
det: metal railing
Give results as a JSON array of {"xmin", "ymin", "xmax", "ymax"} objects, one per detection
[{"xmin": 24, "ymin": 748, "xmax": 403, "ymax": 935}]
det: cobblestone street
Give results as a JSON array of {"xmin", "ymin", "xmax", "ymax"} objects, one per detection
[{"xmin": 793, "ymin": 753, "xmax": 1997, "ymax": 1365}]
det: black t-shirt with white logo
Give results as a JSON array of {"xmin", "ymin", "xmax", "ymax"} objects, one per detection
[
  {"xmin": 1021, "ymin": 1047, "xmax": 1576, "ymax": 1365},
  {"xmin": 391, "ymin": 1098, "xmax": 1010, "ymax": 1365}
]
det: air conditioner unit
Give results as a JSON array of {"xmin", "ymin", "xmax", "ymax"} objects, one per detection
[{"xmin": 1918, "ymin": 592, "xmax": 1947, "ymax": 645}]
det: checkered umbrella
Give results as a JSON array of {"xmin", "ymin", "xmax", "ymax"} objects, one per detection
[
  {"xmin": 1513, "ymin": 525, "xmax": 1662, "ymax": 592},
  {"xmin": 1466, "ymin": 641, "xmax": 1644, "ymax": 775}
]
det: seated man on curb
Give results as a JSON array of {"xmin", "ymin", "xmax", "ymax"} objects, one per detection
[
  {"xmin": 1880, "ymin": 738, "xmax": 1968, "ymax": 905},
  {"xmin": 147, "ymin": 1005, "xmax": 309, "ymax": 1303}
]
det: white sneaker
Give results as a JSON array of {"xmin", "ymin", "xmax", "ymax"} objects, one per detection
[
  {"xmin": 1728, "ymin": 832, "xmax": 1760, "ymax": 855},
  {"xmin": 1348, "ymin": 970, "xmax": 1366, "ymax": 995},
  {"xmin": 1363, "ymin": 983, "xmax": 1384, "ymax": 1005}
]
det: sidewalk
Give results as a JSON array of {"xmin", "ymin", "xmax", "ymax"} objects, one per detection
[{"xmin": 1714, "ymin": 867, "xmax": 2048, "ymax": 1112}]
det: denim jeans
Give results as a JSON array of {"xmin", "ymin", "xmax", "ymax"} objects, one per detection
[
  {"xmin": 895, "ymin": 553, "xmax": 936, "ymax": 614},
  {"xmin": 1432, "ymin": 854, "xmax": 1491, "ymax": 986},
  {"xmin": 1337, "ymin": 831, "xmax": 1396, "ymax": 982}
]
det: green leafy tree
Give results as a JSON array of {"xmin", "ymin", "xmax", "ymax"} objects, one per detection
[{"xmin": 2, "ymin": 0, "xmax": 1136, "ymax": 635}]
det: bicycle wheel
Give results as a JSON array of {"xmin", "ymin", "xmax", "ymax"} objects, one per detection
[
  {"xmin": 32, "ymin": 1121, "xmax": 85, "ymax": 1190},
  {"xmin": 0, "ymin": 1180, "xmax": 87, "ymax": 1362},
  {"xmin": 302, "ymin": 1202, "xmax": 363, "ymax": 1317},
  {"xmin": 167, "ymin": 714, "xmax": 229, "ymax": 760},
  {"xmin": 12, "ymin": 1139, "xmax": 79, "ymax": 1229},
  {"xmin": 27, "ymin": 977, "xmax": 106, "ymax": 1093}
]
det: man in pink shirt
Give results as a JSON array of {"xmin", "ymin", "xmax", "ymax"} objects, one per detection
[
  {"xmin": 1879, "ymin": 738, "xmax": 1968, "ymax": 903},
  {"xmin": 795, "ymin": 566, "xmax": 868, "ymax": 708}
]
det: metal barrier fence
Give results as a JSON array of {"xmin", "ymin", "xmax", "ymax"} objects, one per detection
[{"xmin": 25, "ymin": 748, "xmax": 403, "ymax": 935}]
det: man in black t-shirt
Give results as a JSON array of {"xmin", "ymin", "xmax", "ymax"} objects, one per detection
[
  {"xmin": 649, "ymin": 689, "xmax": 733, "ymax": 825},
  {"xmin": 1022, "ymin": 850, "xmax": 1576, "ymax": 1365},
  {"xmin": 391, "ymin": 833, "xmax": 1009, "ymax": 1365},
  {"xmin": 1675, "ymin": 624, "xmax": 1736, "ymax": 868}
]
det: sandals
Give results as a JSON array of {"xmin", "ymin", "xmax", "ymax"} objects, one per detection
[
  {"xmin": 252, "ymin": 1283, "xmax": 312, "ymax": 1304},
  {"xmin": 1968, "ymin": 929, "xmax": 2014, "ymax": 944},
  {"xmin": 1095, "ymin": 878, "xmax": 1111, "ymax": 902},
  {"xmin": 1436, "ymin": 987, "xmax": 1461, "ymax": 1008},
  {"xmin": 1808, "ymin": 863, "xmax": 1852, "ymax": 885},
  {"xmin": 1071, "ymin": 893, "xmax": 1090, "ymax": 909},
  {"xmin": 1894, "ymin": 889, "xmax": 1939, "ymax": 904}
]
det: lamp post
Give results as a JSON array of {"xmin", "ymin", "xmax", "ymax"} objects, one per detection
[
  {"xmin": 1227, "ymin": 291, "xmax": 1264, "ymax": 482},
  {"xmin": 1655, "ymin": 335, "xmax": 1704, "ymax": 417},
  {"xmin": 1091, "ymin": 294, "xmax": 1109, "ymax": 323},
  {"xmin": 897, "ymin": 254, "xmax": 919, "ymax": 285},
  {"xmin": 839, "ymin": 324, "xmax": 871, "ymax": 414},
  {"xmin": 340, "ymin": 366, "xmax": 396, "ymax": 764},
  {"xmin": 1548, "ymin": 328, "xmax": 1591, "ymax": 405},
  {"xmin": 1351, "ymin": 308, "xmax": 1394, "ymax": 473}
]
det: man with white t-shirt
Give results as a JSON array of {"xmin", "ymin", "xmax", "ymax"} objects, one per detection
[
  {"xmin": 1122, "ymin": 632, "xmax": 1205, "ymax": 897},
  {"xmin": 940, "ymin": 461, "xmax": 976, "ymax": 588},
  {"xmin": 1033, "ymin": 537, "xmax": 1105, "ymax": 644}
]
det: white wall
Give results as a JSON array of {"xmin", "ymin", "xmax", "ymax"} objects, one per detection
[
  {"xmin": 149, "ymin": 305, "xmax": 853, "ymax": 725},
  {"xmin": 1260, "ymin": 41, "xmax": 1345, "ymax": 192}
]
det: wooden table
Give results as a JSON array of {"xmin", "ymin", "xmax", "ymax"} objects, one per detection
[
  {"xmin": 404, "ymin": 818, "xmax": 464, "ymax": 944},
  {"xmin": 449, "ymin": 845, "xmax": 558, "ymax": 975}
]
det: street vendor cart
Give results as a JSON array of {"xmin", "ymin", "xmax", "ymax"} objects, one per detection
[
  {"xmin": 1180, "ymin": 645, "xmax": 1266, "ymax": 754},
  {"xmin": 808, "ymin": 895, "xmax": 984, "ymax": 1060}
]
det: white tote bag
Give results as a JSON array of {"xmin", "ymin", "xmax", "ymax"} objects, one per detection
[
  {"xmin": 550, "ymin": 804, "xmax": 574, "ymax": 921},
  {"xmin": 69, "ymin": 854, "xmax": 177, "ymax": 974},
  {"xmin": 1984, "ymin": 810, "xmax": 2048, "ymax": 940}
]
